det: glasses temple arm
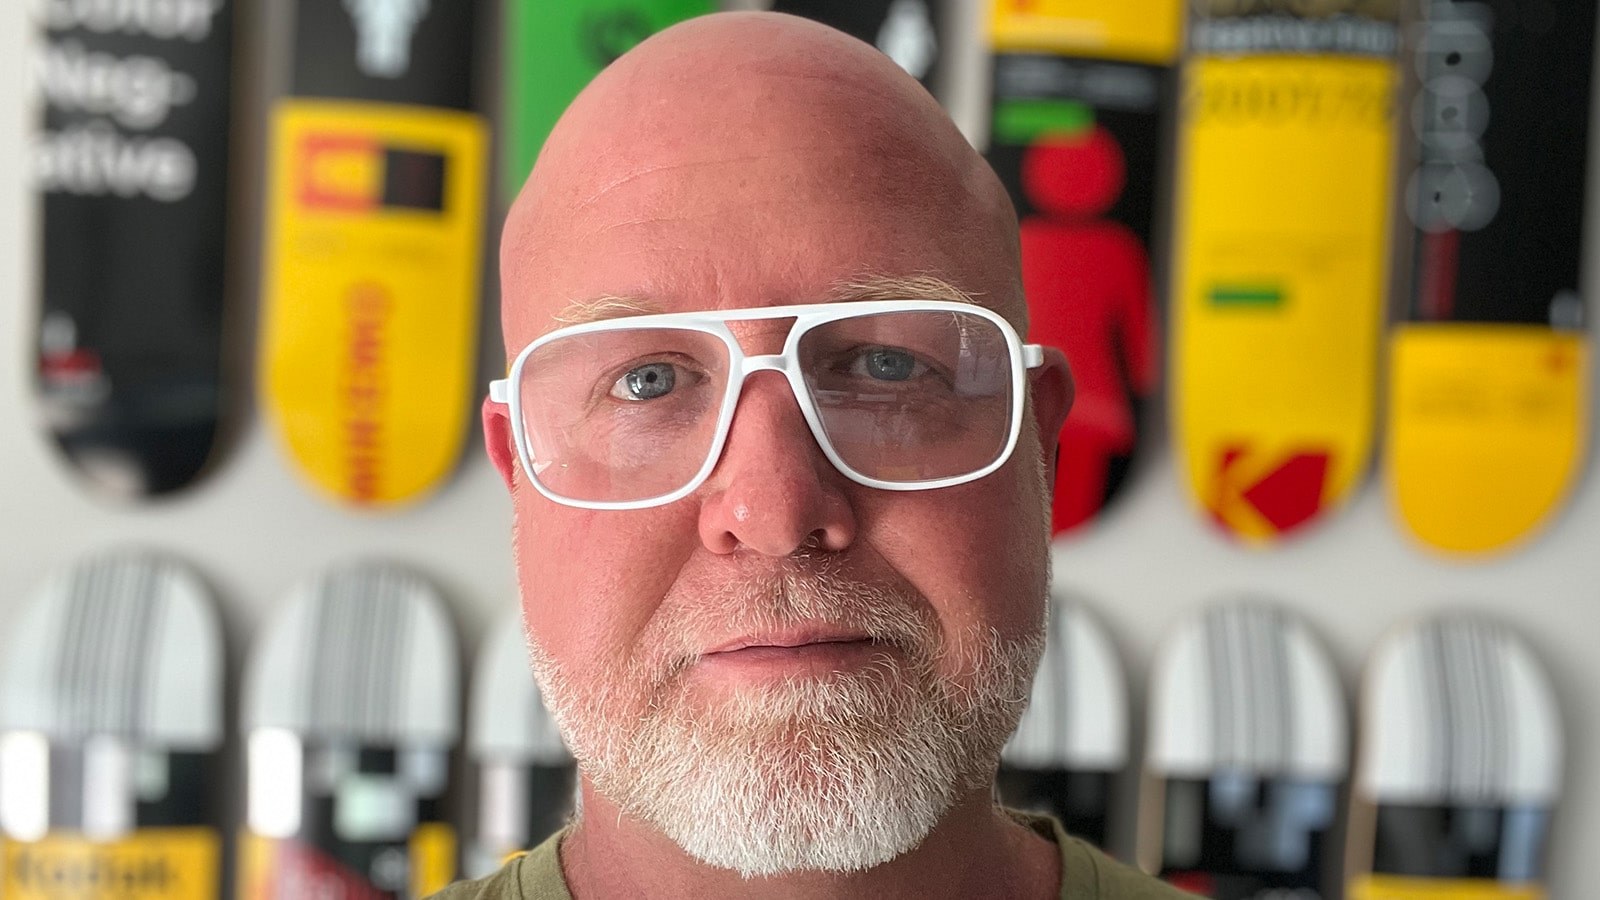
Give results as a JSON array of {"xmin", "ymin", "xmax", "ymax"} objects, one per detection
[
  {"xmin": 488, "ymin": 379, "xmax": 510, "ymax": 404},
  {"xmin": 1022, "ymin": 344, "xmax": 1044, "ymax": 369}
]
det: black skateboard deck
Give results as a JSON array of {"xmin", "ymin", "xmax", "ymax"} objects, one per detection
[
  {"xmin": 33, "ymin": 1, "xmax": 236, "ymax": 499},
  {"xmin": 985, "ymin": 0, "xmax": 1182, "ymax": 535},
  {"xmin": 1384, "ymin": 0, "xmax": 1596, "ymax": 557},
  {"xmin": 771, "ymin": 0, "xmax": 944, "ymax": 92}
]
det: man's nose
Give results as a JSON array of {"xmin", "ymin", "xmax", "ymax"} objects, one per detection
[{"xmin": 696, "ymin": 371, "xmax": 857, "ymax": 556}]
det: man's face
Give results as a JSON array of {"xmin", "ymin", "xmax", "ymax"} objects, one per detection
[{"xmin": 490, "ymin": 20, "xmax": 1069, "ymax": 878}]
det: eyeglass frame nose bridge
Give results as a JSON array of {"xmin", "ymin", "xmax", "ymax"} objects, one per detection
[{"xmin": 486, "ymin": 300, "xmax": 1047, "ymax": 510}]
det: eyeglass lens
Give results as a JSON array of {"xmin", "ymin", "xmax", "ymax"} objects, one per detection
[{"xmin": 515, "ymin": 310, "xmax": 1015, "ymax": 503}]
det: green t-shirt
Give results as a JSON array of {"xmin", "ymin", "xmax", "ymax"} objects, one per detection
[{"xmin": 429, "ymin": 812, "xmax": 1192, "ymax": 899}]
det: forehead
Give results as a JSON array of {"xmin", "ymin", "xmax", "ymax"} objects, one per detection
[{"xmin": 502, "ymin": 135, "xmax": 1017, "ymax": 345}]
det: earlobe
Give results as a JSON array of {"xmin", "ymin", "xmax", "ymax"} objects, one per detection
[
  {"xmin": 1030, "ymin": 346, "xmax": 1074, "ymax": 472},
  {"xmin": 482, "ymin": 395, "xmax": 518, "ymax": 493}
]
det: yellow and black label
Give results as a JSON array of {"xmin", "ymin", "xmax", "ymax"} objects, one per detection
[
  {"xmin": 1172, "ymin": 55, "xmax": 1396, "ymax": 542},
  {"xmin": 236, "ymin": 824, "xmax": 457, "ymax": 899},
  {"xmin": 989, "ymin": 0, "xmax": 1183, "ymax": 63},
  {"xmin": 1350, "ymin": 873, "xmax": 1544, "ymax": 900},
  {"xmin": 1, "ymin": 828, "xmax": 219, "ymax": 899},
  {"xmin": 260, "ymin": 100, "xmax": 486, "ymax": 509},
  {"xmin": 1387, "ymin": 325, "xmax": 1588, "ymax": 556}
]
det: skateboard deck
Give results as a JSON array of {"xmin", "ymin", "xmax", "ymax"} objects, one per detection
[
  {"xmin": 1140, "ymin": 600, "xmax": 1347, "ymax": 898},
  {"xmin": 260, "ymin": 0, "xmax": 486, "ymax": 509},
  {"xmin": 239, "ymin": 563, "xmax": 460, "ymax": 899},
  {"xmin": 0, "ymin": 553, "xmax": 224, "ymax": 899},
  {"xmin": 771, "ymin": 0, "xmax": 944, "ymax": 92},
  {"xmin": 998, "ymin": 594, "xmax": 1128, "ymax": 849},
  {"xmin": 1171, "ymin": 2, "xmax": 1400, "ymax": 544},
  {"xmin": 1384, "ymin": 0, "xmax": 1595, "ymax": 557},
  {"xmin": 986, "ymin": 0, "xmax": 1181, "ymax": 535},
  {"xmin": 33, "ymin": 0, "xmax": 235, "ymax": 499},
  {"xmin": 502, "ymin": 0, "xmax": 712, "ymax": 201},
  {"xmin": 466, "ymin": 609, "xmax": 576, "ymax": 878},
  {"xmin": 1347, "ymin": 615, "xmax": 1561, "ymax": 900}
]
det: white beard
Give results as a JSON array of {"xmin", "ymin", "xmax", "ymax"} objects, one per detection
[{"xmin": 523, "ymin": 565, "xmax": 1043, "ymax": 878}]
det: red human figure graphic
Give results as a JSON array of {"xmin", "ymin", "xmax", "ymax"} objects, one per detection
[{"xmin": 1020, "ymin": 125, "xmax": 1159, "ymax": 535}]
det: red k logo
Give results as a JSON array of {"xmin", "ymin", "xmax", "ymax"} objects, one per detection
[{"xmin": 1209, "ymin": 446, "xmax": 1332, "ymax": 540}]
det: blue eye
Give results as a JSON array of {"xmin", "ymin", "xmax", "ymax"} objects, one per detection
[
  {"xmin": 856, "ymin": 348, "xmax": 925, "ymax": 382},
  {"xmin": 611, "ymin": 363, "xmax": 677, "ymax": 400}
]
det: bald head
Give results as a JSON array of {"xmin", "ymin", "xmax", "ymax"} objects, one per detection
[{"xmin": 498, "ymin": 13, "xmax": 1022, "ymax": 350}]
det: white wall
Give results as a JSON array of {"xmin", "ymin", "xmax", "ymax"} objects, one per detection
[{"xmin": 1, "ymin": 2, "xmax": 1597, "ymax": 896}]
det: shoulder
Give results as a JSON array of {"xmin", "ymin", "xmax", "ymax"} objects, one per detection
[
  {"xmin": 1005, "ymin": 810, "xmax": 1191, "ymax": 900},
  {"xmin": 1054, "ymin": 832, "xmax": 1195, "ymax": 900},
  {"xmin": 427, "ymin": 831, "xmax": 571, "ymax": 900},
  {"xmin": 426, "ymin": 857, "xmax": 525, "ymax": 900}
]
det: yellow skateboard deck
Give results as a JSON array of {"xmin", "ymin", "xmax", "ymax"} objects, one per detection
[
  {"xmin": 1171, "ymin": 13, "xmax": 1399, "ymax": 544},
  {"xmin": 260, "ymin": 102, "xmax": 486, "ymax": 508}
]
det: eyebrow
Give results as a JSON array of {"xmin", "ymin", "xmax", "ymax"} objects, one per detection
[
  {"xmin": 548, "ymin": 274, "xmax": 982, "ymax": 327},
  {"xmin": 550, "ymin": 294, "xmax": 666, "ymax": 326},
  {"xmin": 825, "ymin": 274, "xmax": 982, "ymax": 306}
]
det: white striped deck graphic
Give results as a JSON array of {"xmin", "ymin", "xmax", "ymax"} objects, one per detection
[{"xmin": 466, "ymin": 607, "xmax": 575, "ymax": 876}]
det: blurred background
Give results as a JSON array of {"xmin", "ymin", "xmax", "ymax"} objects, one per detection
[{"xmin": 0, "ymin": 0, "xmax": 1597, "ymax": 897}]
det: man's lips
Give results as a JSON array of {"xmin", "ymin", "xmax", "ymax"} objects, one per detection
[{"xmin": 702, "ymin": 628, "xmax": 876, "ymax": 656}]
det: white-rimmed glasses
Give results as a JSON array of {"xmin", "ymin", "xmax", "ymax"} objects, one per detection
[{"xmin": 487, "ymin": 300, "xmax": 1044, "ymax": 509}]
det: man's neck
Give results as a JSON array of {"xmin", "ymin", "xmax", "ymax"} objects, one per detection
[{"xmin": 559, "ymin": 784, "xmax": 1060, "ymax": 900}]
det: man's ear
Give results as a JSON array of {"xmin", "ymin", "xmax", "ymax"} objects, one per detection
[
  {"xmin": 483, "ymin": 395, "xmax": 518, "ymax": 493},
  {"xmin": 1029, "ymin": 346, "xmax": 1074, "ymax": 478}
]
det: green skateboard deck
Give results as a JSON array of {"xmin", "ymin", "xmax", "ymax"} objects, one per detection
[{"xmin": 501, "ymin": 0, "xmax": 712, "ymax": 202}]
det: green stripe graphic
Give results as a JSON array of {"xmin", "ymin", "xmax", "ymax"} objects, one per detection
[
  {"xmin": 1208, "ymin": 285, "xmax": 1285, "ymax": 307},
  {"xmin": 992, "ymin": 99, "xmax": 1093, "ymax": 146}
]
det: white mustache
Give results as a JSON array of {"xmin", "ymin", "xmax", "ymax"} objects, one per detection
[{"xmin": 646, "ymin": 562, "xmax": 940, "ymax": 681}]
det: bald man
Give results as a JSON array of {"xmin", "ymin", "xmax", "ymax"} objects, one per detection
[{"xmin": 442, "ymin": 12, "xmax": 1187, "ymax": 900}]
